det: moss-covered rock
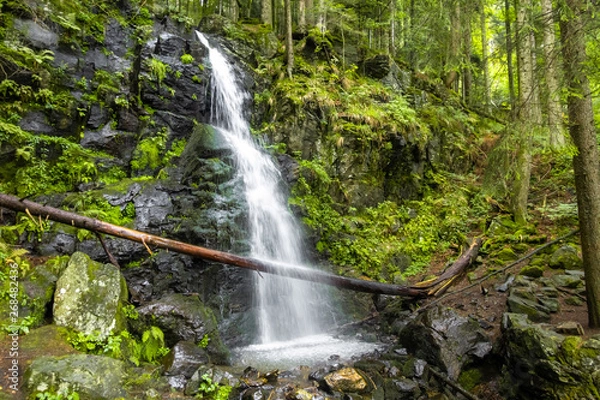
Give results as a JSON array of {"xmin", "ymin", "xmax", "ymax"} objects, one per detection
[
  {"xmin": 519, "ymin": 264, "xmax": 544, "ymax": 278},
  {"xmin": 23, "ymin": 354, "xmax": 127, "ymax": 399},
  {"xmin": 501, "ymin": 313, "xmax": 600, "ymax": 399},
  {"xmin": 548, "ymin": 245, "xmax": 582, "ymax": 270},
  {"xmin": 53, "ymin": 252, "xmax": 128, "ymax": 339}
]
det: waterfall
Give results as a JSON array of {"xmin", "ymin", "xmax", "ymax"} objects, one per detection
[{"xmin": 196, "ymin": 32, "xmax": 328, "ymax": 344}]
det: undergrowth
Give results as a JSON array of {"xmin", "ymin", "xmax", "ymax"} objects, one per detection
[{"xmin": 291, "ymin": 159, "xmax": 483, "ymax": 281}]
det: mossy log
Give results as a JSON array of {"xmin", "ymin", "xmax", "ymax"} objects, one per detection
[{"xmin": 0, "ymin": 193, "xmax": 481, "ymax": 298}]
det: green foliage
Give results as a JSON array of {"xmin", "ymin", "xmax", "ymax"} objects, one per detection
[
  {"xmin": 131, "ymin": 130, "xmax": 167, "ymax": 172},
  {"xmin": 259, "ymin": 59, "xmax": 419, "ymax": 147},
  {"xmin": 35, "ymin": 390, "xmax": 80, "ymax": 400},
  {"xmin": 0, "ymin": 121, "xmax": 113, "ymax": 197},
  {"xmin": 68, "ymin": 326, "xmax": 169, "ymax": 366},
  {"xmin": 121, "ymin": 304, "xmax": 139, "ymax": 320},
  {"xmin": 131, "ymin": 130, "xmax": 184, "ymax": 175},
  {"xmin": 63, "ymin": 192, "xmax": 134, "ymax": 238},
  {"xmin": 196, "ymin": 374, "xmax": 232, "ymax": 400},
  {"xmin": 291, "ymin": 161, "xmax": 471, "ymax": 280},
  {"xmin": 198, "ymin": 334, "xmax": 210, "ymax": 348},
  {"xmin": 147, "ymin": 57, "xmax": 170, "ymax": 86},
  {"xmin": 180, "ymin": 53, "xmax": 195, "ymax": 64}
]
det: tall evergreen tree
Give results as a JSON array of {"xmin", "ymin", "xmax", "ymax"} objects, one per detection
[{"xmin": 559, "ymin": 0, "xmax": 600, "ymax": 327}]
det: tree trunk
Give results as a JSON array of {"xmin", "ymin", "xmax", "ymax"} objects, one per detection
[
  {"xmin": 511, "ymin": 0, "xmax": 535, "ymax": 225},
  {"xmin": 285, "ymin": 0, "xmax": 294, "ymax": 78},
  {"xmin": 261, "ymin": 0, "xmax": 272, "ymax": 26},
  {"xmin": 480, "ymin": 0, "xmax": 490, "ymax": 111},
  {"xmin": 559, "ymin": 0, "xmax": 600, "ymax": 328},
  {"xmin": 390, "ymin": 0, "xmax": 396, "ymax": 55},
  {"xmin": 446, "ymin": 0, "xmax": 461, "ymax": 92},
  {"xmin": 0, "ymin": 193, "xmax": 483, "ymax": 298},
  {"xmin": 298, "ymin": 0, "xmax": 307, "ymax": 33},
  {"xmin": 461, "ymin": 0, "xmax": 473, "ymax": 105},
  {"xmin": 317, "ymin": 0, "xmax": 326, "ymax": 32},
  {"xmin": 541, "ymin": 0, "xmax": 565, "ymax": 147},
  {"xmin": 504, "ymin": 0, "xmax": 516, "ymax": 115}
]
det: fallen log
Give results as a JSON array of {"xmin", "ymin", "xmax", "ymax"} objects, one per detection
[{"xmin": 0, "ymin": 192, "xmax": 479, "ymax": 297}]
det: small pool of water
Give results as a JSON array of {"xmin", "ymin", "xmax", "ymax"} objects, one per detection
[{"xmin": 232, "ymin": 334, "xmax": 383, "ymax": 370}]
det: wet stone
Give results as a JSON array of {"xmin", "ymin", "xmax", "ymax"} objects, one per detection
[
  {"xmin": 163, "ymin": 340, "xmax": 210, "ymax": 378},
  {"xmin": 324, "ymin": 367, "xmax": 371, "ymax": 394}
]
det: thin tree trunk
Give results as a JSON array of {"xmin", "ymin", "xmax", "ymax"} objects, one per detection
[
  {"xmin": 461, "ymin": 0, "xmax": 473, "ymax": 105},
  {"xmin": 285, "ymin": 0, "xmax": 294, "ymax": 78},
  {"xmin": 480, "ymin": 0, "xmax": 490, "ymax": 111},
  {"xmin": 0, "ymin": 193, "xmax": 480, "ymax": 298},
  {"xmin": 559, "ymin": 0, "xmax": 600, "ymax": 328},
  {"xmin": 445, "ymin": 0, "xmax": 461, "ymax": 91},
  {"xmin": 298, "ymin": 0, "xmax": 307, "ymax": 33},
  {"xmin": 511, "ymin": 0, "xmax": 535, "ymax": 225},
  {"xmin": 390, "ymin": 0, "xmax": 396, "ymax": 55},
  {"xmin": 261, "ymin": 0, "xmax": 273, "ymax": 26},
  {"xmin": 541, "ymin": 0, "xmax": 565, "ymax": 147},
  {"xmin": 505, "ymin": 0, "xmax": 516, "ymax": 115},
  {"xmin": 317, "ymin": 0, "xmax": 326, "ymax": 32}
]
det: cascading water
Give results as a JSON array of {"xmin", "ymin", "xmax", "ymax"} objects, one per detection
[
  {"xmin": 197, "ymin": 32, "xmax": 380, "ymax": 368},
  {"xmin": 196, "ymin": 32, "xmax": 327, "ymax": 343}
]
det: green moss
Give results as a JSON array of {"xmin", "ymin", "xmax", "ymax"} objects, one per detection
[{"xmin": 458, "ymin": 368, "xmax": 484, "ymax": 391}]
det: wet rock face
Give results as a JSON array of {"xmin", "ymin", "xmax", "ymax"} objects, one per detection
[
  {"xmin": 23, "ymin": 354, "xmax": 127, "ymax": 399},
  {"xmin": 163, "ymin": 341, "xmax": 211, "ymax": 378},
  {"xmin": 501, "ymin": 313, "xmax": 600, "ymax": 399},
  {"xmin": 397, "ymin": 306, "xmax": 492, "ymax": 380},
  {"xmin": 53, "ymin": 252, "xmax": 127, "ymax": 339},
  {"xmin": 133, "ymin": 293, "xmax": 230, "ymax": 364}
]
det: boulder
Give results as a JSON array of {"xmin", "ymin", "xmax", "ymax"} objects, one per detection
[
  {"xmin": 163, "ymin": 340, "xmax": 211, "ymax": 378},
  {"xmin": 548, "ymin": 245, "xmax": 583, "ymax": 270},
  {"xmin": 134, "ymin": 293, "xmax": 230, "ymax": 364},
  {"xmin": 53, "ymin": 252, "xmax": 128, "ymax": 339},
  {"xmin": 397, "ymin": 306, "xmax": 492, "ymax": 380},
  {"xmin": 502, "ymin": 313, "xmax": 600, "ymax": 399},
  {"xmin": 323, "ymin": 367, "xmax": 373, "ymax": 394},
  {"xmin": 23, "ymin": 354, "xmax": 127, "ymax": 399}
]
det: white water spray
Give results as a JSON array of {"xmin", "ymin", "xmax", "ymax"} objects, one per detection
[{"xmin": 196, "ymin": 32, "xmax": 327, "ymax": 343}]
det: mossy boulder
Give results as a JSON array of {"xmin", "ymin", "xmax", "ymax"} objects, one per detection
[
  {"xmin": 0, "ymin": 263, "xmax": 58, "ymax": 332},
  {"xmin": 23, "ymin": 354, "xmax": 127, "ymax": 399},
  {"xmin": 501, "ymin": 313, "xmax": 600, "ymax": 399},
  {"xmin": 53, "ymin": 252, "xmax": 128, "ymax": 339},
  {"xmin": 519, "ymin": 264, "xmax": 544, "ymax": 278},
  {"xmin": 548, "ymin": 245, "xmax": 583, "ymax": 270}
]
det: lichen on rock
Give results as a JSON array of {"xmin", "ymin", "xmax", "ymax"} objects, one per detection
[{"xmin": 53, "ymin": 252, "xmax": 128, "ymax": 339}]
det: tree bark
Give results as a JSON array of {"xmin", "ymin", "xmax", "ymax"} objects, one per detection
[
  {"xmin": 559, "ymin": 0, "xmax": 600, "ymax": 328},
  {"xmin": 540, "ymin": 0, "xmax": 565, "ymax": 148},
  {"xmin": 285, "ymin": 0, "xmax": 294, "ymax": 78},
  {"xmin": 0, "ymin": 193, "xmax": 483, "ymax": 298},
  {"xmin": 504, "ymin": 0, "xmax": 516, "ymax": 115},
  {"xmin": 298, "ymin": 0, "xmax": 307, "ymax": 33},
  {"xmin": 480, "ymin": 0, "xmax": 490, "ymax": 111},
  {"xmin": 511, "ymin": 0, "xmax": 535, "ymax": 225},
  {"xmin": 261, "ymin": 0, "xmax": 273, "ymax": 26}
]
